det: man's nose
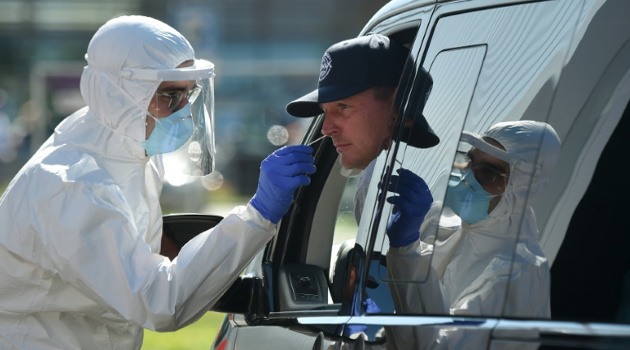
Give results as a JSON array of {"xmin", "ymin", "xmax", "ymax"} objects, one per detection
[{"xmin": 321, "ymin": 115, "xmax": 337, "ymax": 136}]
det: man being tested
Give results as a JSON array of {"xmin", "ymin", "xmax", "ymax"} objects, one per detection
[
  {"xmin": 286, "ymin": 33, "xmax": 439, "ymax": 172},
  {"xmin": 0, "ymin": 16, "xmax": 315, "ymax": 349},
  {"xmin": 285, "ymin": 33, "xmax": 438, "ymax": 337}
]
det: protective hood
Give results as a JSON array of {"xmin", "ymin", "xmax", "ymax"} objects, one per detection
[
  {"xmin": 469, "ymin": 120, "xmax": 561, "ymax": 221},
  {"xmin": 80, "ymin": 15, "xmax": 196, "ymax": 159}
]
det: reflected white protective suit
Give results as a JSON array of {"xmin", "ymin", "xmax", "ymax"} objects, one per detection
[
  {"xmin": 385, "ymin": 121, "xmax": 561, "ymax": 349},
  {"xmin": 0, "ymin": 16, "xmax": 276, "ymax": 349}
]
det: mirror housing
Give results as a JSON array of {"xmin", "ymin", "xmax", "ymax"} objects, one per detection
[
  {"xmin": 212, "ymin": 274, "xmax": 269, "ymax": 324},
  {"xmin": 162, "ymin": 213, "xmax": 224, "ymax": 248},
  {"xmin": 162, "ymin": 213, "xmax": 270, "ymax": 324}
]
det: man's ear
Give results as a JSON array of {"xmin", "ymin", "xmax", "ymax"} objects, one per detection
[
  {"xmin": 388, "ymin": 87, "xmax": 402, "ymax": 123},
  {"xmin": 383, "ymin": 87, "xmax": 403, "ymax": 150},
  {"xmin": 390, "ymin": 87, "xmax": 399, "ymax": 107}
]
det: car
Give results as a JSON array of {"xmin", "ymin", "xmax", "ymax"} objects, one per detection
[{"xmin": 166, "ymin": 0, "xmax": 630, "ymax": 348}]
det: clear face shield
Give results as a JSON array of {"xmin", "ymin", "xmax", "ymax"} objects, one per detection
[{"xmin": 125, "ymin": 59, "xmax": 216, "ymax": 178}]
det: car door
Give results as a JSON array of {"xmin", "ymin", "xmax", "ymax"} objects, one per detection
[{"xmin": 358, "ymin": 0, "xmax": 630, "ymax": 349}]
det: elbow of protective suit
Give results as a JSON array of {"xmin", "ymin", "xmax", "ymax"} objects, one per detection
[{"xmin": 138, "ymin": 291, "xmax": 211, "ymax": 332}]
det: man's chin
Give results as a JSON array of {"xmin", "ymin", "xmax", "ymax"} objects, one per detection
[
  {"xmin": 339, "ymin": 156, "xmax": 365, "ymax": 178},
  {"xmin": 339, "ymin": 165, "xmax": 363, "ymax": 178},
  {"xmin": 339, "ymin": 155, "xmax": 369, "ymax": 172}
]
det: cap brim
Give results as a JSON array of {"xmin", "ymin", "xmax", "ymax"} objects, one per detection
[
  {"xmin": 286, "ymin": 89, "xmax": 322, "ymax": 117},
  {"xmin": 286, "ymin": 84, "xmax": 375, "ymax": 117},
  {"xmin": 400, "ymin": 115, "xmax": 440, "ymax": 148}
]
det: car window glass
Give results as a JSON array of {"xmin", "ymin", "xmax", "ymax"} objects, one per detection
[
  {"xmin": 376, "ymin": 45, "xmax": 486, "ymax": 281},
  {"xmin": 329, "ymin": 176, "xmax": 359, "ymax": 270},
  {"xmin": 365, "ymin": 0, "xmax": 582, "ymax": 320}
]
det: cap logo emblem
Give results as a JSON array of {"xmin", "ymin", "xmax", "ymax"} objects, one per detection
[{"xmin": 319, "ymin": 53, "xmax": 332, "ymax": 82}]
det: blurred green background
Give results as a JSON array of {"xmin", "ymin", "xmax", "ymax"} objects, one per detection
[
  {"xmin": 0, "ymin": 0, "xmax": 387, "ymax": 348},
  {"xmin": 143, "ymin": 312, "xmax": 225, "ymax": 350}
]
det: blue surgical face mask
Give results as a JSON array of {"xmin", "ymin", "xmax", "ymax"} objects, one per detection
[
  {"xmin": 142, "ymin": 103, "xmax": 194, "ymax": 156},
  {"xmin": 444, "ymin": 168, "xmax": 496, "ymax": 224}
]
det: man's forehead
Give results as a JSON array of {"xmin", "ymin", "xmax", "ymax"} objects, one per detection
[
  {"xmin": 319, "ymin": 98, "xmax": 349, "ymax": 112},
  {"xmin": 319, "ymin": 89, "xmax": 374, "ymax": 107}
]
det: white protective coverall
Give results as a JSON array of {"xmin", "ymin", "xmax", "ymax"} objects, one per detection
[
  {"xmin": 0, "ymin": 16, "xmax": 276, "ymax": 349},
  {"xmin": 385, "ymin": 121, "xmax": 561, "ymax": 349}
]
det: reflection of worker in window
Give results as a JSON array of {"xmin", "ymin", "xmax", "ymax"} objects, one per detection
[{"xmin": 385, "ymin": 121, "xmax": 561, "ymax": 348}]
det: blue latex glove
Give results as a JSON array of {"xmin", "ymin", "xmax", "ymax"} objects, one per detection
[
  {"xmin": 347, "ymin": 323, "xmax": 367, "ymax": 336},
  {"xmin": 363, "ymin": 297, "xmax": 381, "ymax": 314},
  {"xmin": 386, "ymin": 168, "xmax": 433, "ymax": 247},
  {"xmin": 250, "ymin": 145, "xmax": 316, "ymax": 223},
  {"xmin": 347, "ymin": 296, "xmax": 381, "ymax": 336}
]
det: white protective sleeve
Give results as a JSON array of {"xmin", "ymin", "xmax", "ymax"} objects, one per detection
[{"xmin": 37, "ymin": 179, "xmax": 275, "ymax": 331}]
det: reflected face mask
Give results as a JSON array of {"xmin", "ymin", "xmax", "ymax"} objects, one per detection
[
  {"xmin": 142, "ymin": 103, "xmax": 194, "ymax": 156},
  {"xmin": 444, "ymin": 168, "xmax": 495, "ymax": 224}
]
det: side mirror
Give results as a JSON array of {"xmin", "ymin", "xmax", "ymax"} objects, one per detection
[
  {"xmin": 162, "ymin": 213, "xmax": 270, "ymax": 324},
  {"xmin": 211, "ymin": 274, "xmax": 269, "ymax": 324},
  {"xmin": 162, "ymin": 213, "xmax": 224, "ymax": 248}
]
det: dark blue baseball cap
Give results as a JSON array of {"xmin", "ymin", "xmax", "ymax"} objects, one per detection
[{"xmin": 286, "ymin": 33, "xmax": 439, "ymax": 148}]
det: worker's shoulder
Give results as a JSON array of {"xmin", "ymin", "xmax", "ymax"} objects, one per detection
[
  {"xmin": 34, "ymin": 144, "xmax": 111, "ymax": 182},
  {"xmin": 15, "ymin": 145, "xmax": 121, "ymax": 206}
]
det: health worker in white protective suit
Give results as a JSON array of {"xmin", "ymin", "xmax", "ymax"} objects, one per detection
[
  {"xmin": 383, "ymin": 120, "xmax": 560, "ymax": 349},
  {"xmin": 0, "ymin": 15, "xmax": 315, "ymax": 349}
]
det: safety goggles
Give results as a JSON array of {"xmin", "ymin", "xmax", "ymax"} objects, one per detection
[
  {"xmin": 455, "ymin": 150, "xmax": 509, "ymax": 191},
  {"xmin": 155, "ymin": 83, "xmax": 202, "ymax": 112}
]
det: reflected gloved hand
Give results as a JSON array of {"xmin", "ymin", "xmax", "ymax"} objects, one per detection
[
  {"xmin": 250, "ymin": 145, "xmax": 316, "ymax": 224},
  {"xmin": 347, "ymin": 297, "xmax": 381, "ymax": 336},
  {"xmin": 386, "ymin": 168, "xmax": 433, "ymax": 247},
  {"xmin": 363, "ymin": 297, "xmax": 381, "ymax": 314}
]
